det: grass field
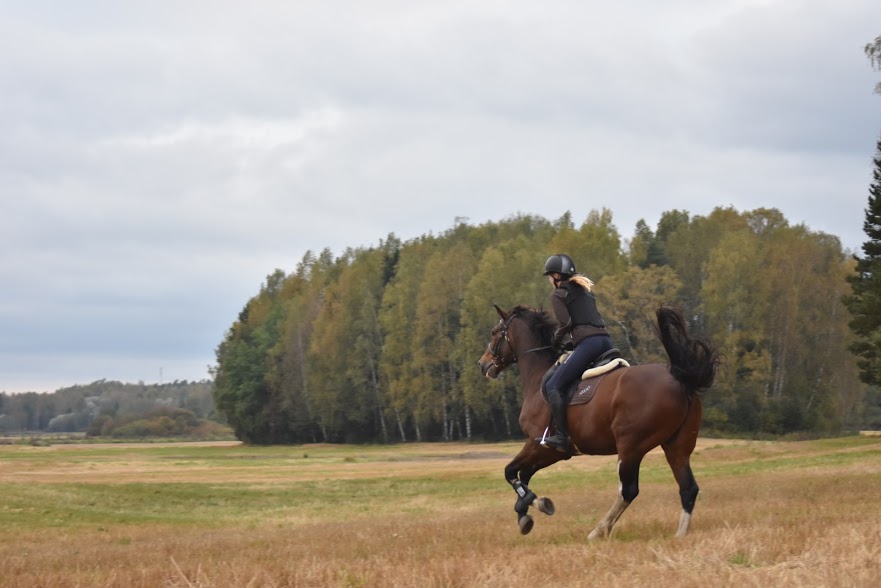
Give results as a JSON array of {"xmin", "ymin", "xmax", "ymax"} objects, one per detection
[{"xmin": 1, "ymin": 436, "xmax": 880, "ymax": 587}]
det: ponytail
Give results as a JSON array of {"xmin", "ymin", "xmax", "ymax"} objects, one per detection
[{"xmin": 568, "ymin": 274, "xmax": 594, "ymax": 292}]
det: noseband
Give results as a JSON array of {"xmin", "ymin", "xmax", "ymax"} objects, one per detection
[{"xmin": 487, "ymin": 313, "xmax": 552, "ymax": 370}]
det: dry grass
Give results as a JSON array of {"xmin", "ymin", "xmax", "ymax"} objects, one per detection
[{"xmin": 2, "ymin": 437, "xmax": 880, "ymax": 587}]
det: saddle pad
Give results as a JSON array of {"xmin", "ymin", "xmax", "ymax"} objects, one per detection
[
  {"xmin": 569, "ymin": 373, "xmax": 604, "ymax": 406},
  {"xmin": 555, "ymin": 353, "xmax": 630, "ymax": 381},
  {"xmin": 581, "ymin": 357, "xmax": 630, "ymax": 380},
  {"xmin": 540, "ymin": 363, "xmax": 626, "ymax": 407}
]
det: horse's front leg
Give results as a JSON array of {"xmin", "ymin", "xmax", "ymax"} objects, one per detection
[
  {"xmin": 504, "ymin": 445, "xmax": 538, "ymax": 534},
  {"xmin": 504, "ymin": 440, "xmax": 565, "ymax": 535},
  {"xmin": 519, "ymin": 464, "xmax": 557, "ymax": 517}
]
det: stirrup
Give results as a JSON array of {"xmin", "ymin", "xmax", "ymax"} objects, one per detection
[
  {"xmin": 537, "ymin": 428, "xmax": 570, "ymax": 453},
  {"xmin": 537, "ymin": 426, "xmax": 550, "ymax": 445}
]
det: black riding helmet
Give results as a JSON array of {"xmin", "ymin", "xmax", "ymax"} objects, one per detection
[{"xmin": 543, "ymin": 254, "xmax": 576, "ymax": 277}]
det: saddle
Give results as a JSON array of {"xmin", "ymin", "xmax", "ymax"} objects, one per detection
[{"xmin": 540, "ymin": 348, "xmax": 629, "ymax": 406}]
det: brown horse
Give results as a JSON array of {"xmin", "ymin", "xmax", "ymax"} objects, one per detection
[{"xmin": 477, "ymin": 304, "xmax": 719, "ymax": 539}]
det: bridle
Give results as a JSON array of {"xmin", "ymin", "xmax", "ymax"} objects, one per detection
[{"xmin": 487, "ymin": 312, "xmax": 553, "ymax": 370}]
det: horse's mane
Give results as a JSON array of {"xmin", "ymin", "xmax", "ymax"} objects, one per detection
[{"xmin": 509, "ymin": 305, "xmax": 556, "ymax": 347}]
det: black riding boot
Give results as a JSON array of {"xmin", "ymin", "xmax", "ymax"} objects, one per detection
[{"xmin": 543, "ymin": 389, "xmax": 570, "ymax": 453}]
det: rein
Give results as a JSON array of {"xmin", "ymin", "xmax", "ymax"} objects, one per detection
[{"xmin": 488, "ymin": 313, "xmax": 553, "ymax": 369}]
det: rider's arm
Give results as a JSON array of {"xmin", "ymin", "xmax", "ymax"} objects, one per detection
[{"xmin": 550, "ymin": 288, "xmax": 572, "ymax": 346}]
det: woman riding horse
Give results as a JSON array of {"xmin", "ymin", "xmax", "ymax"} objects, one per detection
[
  {"xmin": 478, "ymin": 300, "xmax": 719, "ymax": 538},
  {"xmin": 543, "ymin": 254, "xmax": 614, "ymax": 453}
]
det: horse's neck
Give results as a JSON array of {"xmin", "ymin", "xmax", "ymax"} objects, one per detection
[{"xmin": 516, "ymin": 345, "xmax": 554, "ymax": 398}]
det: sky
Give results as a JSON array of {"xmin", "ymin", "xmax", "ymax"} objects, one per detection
[{"xmin": 2, "ymin": 1, "xmax": 880, "ymax": 394}]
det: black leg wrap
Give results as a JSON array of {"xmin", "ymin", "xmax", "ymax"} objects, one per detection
[
  {"xmin": 681, "ymin": 481, "xmax": 699, "ymax": 514},
  {"xmin": 619, "ymin": 461, "xmax": 641, "ymax": 503},
  {"xmin": 513, "ymin": 481, "xmax": 537, "ymax": 513}
]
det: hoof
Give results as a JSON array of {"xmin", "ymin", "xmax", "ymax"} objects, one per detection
[
  {"xmin": 518, "ymin": 514, "xmax": 534, "ymax": 535},
  {"xmin": 587, "ymin": 528, "xmax": 605, "ymax": 541},
  {"xmin": 535, "ymin": 497, "xmax": 555, "ymax": 516}
]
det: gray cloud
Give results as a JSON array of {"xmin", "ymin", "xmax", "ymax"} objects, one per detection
[{"xmin": 1, "ymin": 0, "xmax": 880, "ymax": 392}]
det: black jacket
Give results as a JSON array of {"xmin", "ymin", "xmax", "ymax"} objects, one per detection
[{"xmin": 550, "ymin": 280, "xmax": 608, "ymax": 345}]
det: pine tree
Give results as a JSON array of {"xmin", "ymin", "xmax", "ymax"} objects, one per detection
[
  {"xmin": 844, "ymin": 135, "xmax": 881, "ymax": 384},
  {"xmin": 867, "ymin": 36, "xmax": 881, "ymax": 95}
]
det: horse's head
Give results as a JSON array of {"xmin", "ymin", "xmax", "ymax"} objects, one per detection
[
  {"xmin": 478, "ymin": 304, "xmax": 555, "ymax": 379},
  {"xmin": 478, "ymin": 305, "xmax": 517, "ymax": 379}
]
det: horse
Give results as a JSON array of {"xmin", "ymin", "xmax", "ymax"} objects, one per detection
[{"xmin": 477, "ymin": 304, "xmax": 719, "ymax": 539}]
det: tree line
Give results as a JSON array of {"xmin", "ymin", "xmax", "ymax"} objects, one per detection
[
  {"xmin": 0, "ymin": 379, "xmax": 225, "ymax": 439},
  {"xmin": 212, "ymin": 206, "xmax": 879, "ymax": 444}
]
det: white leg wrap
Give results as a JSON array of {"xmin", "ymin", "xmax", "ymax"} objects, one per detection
[
  {"xmin": 589, "ymin": 494, "xmax": 629, "ymax": 540},
  {"xmin": 676, "ymin": 510, "xmax": 692, "ymax": 538}
]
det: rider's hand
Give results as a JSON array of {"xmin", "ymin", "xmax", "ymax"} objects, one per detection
[{"xmin": 552, "ymin": 329, "xmax": 567, "ymax": 349}]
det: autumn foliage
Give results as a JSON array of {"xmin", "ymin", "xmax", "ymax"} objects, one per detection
[{"xmin": 213, "ymin": 208, "xmax": 873, "ymax": 443}]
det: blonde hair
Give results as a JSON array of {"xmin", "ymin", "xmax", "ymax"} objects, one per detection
[{"xmin": 568, "ymin": 274, "xmax": 594, "ymax": 292}]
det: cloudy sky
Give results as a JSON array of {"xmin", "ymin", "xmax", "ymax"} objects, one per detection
[{"xmin": 2, "ymin": 1, "xmax": 880, "ymax": 393}]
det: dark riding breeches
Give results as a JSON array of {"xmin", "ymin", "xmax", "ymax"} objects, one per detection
[{"xmin": 546, "ymin": 335, "xmax": 614, "ymax": 397}]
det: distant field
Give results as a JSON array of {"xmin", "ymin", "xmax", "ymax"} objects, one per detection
[{"xmin": 1, "ymin": 437, "xmax": 880, "ymax": 587}]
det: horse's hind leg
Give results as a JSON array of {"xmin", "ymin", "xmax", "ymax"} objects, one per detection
[
  {"xmin": 668, "ymin": 457, "xmax": 698, "ymax": 538},
  {"xmin": 662, "ymin": 399, "xmax": 702, "ymax": 538},
  {"xmin": 588, "ymin": 454, "xmax": 642, "ymax": 541}
]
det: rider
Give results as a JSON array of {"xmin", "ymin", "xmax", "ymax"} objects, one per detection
[{"xmin": 542, "ymin": 254, "xmax": 614, "ymax": 452}]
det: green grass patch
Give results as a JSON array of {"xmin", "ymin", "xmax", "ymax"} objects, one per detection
[{"xmin": 2, "ymin": 437, "xmax": 879, "ymax": 534}]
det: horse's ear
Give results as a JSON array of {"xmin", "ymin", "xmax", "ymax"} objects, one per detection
[{"xmin": 494, "ymin": 304, "xmax": 507, "ymax": 320}]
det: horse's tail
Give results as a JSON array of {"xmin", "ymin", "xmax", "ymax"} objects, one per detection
[{"xmin": 656, "ymin": 305, "xmax": 720, "ymax": 396}]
